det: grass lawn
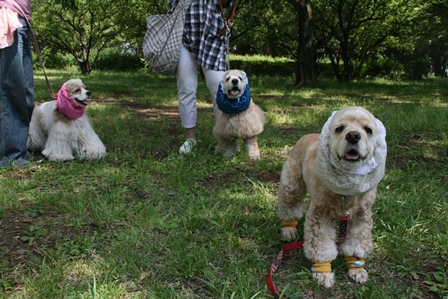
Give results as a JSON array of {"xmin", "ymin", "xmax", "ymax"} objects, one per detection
[{"xmin": 1, "ymin": 69, "xmax": 447, "ymax": 298}]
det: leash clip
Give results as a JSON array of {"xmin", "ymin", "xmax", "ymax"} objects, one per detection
[
  {"xmin": 340, "ymin": 196, "xmax": 350, "ymax": 217},
  {"xmin": 339, "ymin": 211, "xmax": 350, "ymax": 219}
]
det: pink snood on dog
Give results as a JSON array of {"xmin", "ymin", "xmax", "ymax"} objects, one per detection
[{"xmin": 56, "ymin": 84, "xmax": 85, "ymax": 119}]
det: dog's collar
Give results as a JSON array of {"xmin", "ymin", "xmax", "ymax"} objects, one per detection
[
  {"xmin": 56, "ymin": 84, "xmax": 86, "ymax": 119},
  {"xmin": 216, "ymin": 82, "xmax": 251, "ymax": 115},
  {"xmin": 315, "ymin": 110, "xmax": 387, "ymax": 196}
]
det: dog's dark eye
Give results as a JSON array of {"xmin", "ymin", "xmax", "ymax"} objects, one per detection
[
  {"xmin": 335, "ymin": 126, "xmax": 345, "ymax": 133},
  {"xmin": 74, "ymin": 88, "xmax": 80, "ymax": 92},
  {"xmin": 225, "ymin": 77, "xmax": 230, "ymax": 82},
  {"xmin": 238, "ymin": 76, "xmax": 243, "ymax": 81},
  {"xmin": 364, "ymin": 126, "xmax": 373, "ymax": 134}
]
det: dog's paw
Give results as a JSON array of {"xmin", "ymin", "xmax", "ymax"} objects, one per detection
[
  {"xmin": 249, "ymin": 154, "xmax": 261, "ymax": 161},
  {"xmin": 79, "ymin": 146, "xmax": 106, "ymax": 160},
  {"xmin": 312, "ymin": 272, "xmax": 334, "ymax": 288},
  {"xmin": 281, "ymin": 227, "xmax": 298, "ymax": 240},
  {"xmin": 223, "ymin": 151, "xmax": 237, "ymax": 159},
  {"xmin": 42, "ymin": 146, "xmax": 75, "ymax": 161},
  {"xmin": 348, "ymin": 269, "xmax": 368, "ymax": 284},
  {"xmin": 82, "ymin": 151, "xmax": 106, "ymax": 160},
  {"xmin": 44, "ymin": 153, "xmax": 74, "ymax": 162},
  {"xmin": 46, "ymin": 155, "xmax": 75, "ymax": 162},
  {"xmin": 214, "ymin": 146, "xmax": 225, "ymax": 155}
]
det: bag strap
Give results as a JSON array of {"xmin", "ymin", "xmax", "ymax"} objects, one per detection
[
  {"xmin": 182, "ymin": 0, "xmax": 193, "ymax": 12},
  {"xmin": 218, "ymin": 0, "xmax": 240, "ymax": 37}
]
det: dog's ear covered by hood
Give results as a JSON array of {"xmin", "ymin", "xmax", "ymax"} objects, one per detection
[{"xmin": 239, "ymin": 70, "xmax": 249, "ymax": 85}]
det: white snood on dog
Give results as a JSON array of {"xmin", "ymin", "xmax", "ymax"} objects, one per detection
[{"xmin": 315, "ymin": 110, "xmax": 387, "ymax": 196}]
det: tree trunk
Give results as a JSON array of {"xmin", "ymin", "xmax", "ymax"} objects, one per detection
[
  {"xmin": 430, "ymin": 48, "xmax": 446, "ymax": 77},
  {"xmin": 289, "ymin": 0, "xmax": 316, "ymax": 87},
  {"xmin": 79, "ymin": 60, "xmax": 91, "ymax": 75}
]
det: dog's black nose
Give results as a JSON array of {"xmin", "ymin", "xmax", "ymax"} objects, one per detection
[
  {"xmin": 346, "ymin": 131, "xmax": 361, "ymax": 144},
  {"xmin": 86, "ymin": 91, "xmax": 91, "ymax": 97},
  {"xmin": 231, "ymin": 79, "xmax": 239, "ymax": 85}
]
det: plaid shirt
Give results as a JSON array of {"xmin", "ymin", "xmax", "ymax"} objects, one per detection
[
  {"xmin": 168, "ymin": 0, "xmax": 228, "ymax": 71},
  {"xmin": 0, "ymin": 0, "xmax": 31, "ymax": 20}
]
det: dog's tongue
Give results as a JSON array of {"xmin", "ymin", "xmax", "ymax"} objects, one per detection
[
  {"xmin": 84, "ymin": 100, "xmax": 92, "ymax": 105},
  {"xmin": 345, "ymin": 153, "xmax": 360, "ymax": 160},
  {"xmin": 229, "ymin": 90, "xmax": 240, "ymax": 96}
]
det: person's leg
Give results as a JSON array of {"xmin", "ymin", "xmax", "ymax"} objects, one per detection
[
  {"xmin": 202, "ymin": 68, "xmax": 225, "ymax": 118},
  {"xmin": 0, "ymin": 17, "xmax": 34, "ymax": 167},
  {"xmin": 176, "ymin": 44, "xmax": 198, "ymax": 154}
]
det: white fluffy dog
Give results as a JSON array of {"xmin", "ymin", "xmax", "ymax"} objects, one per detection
[
  {"xmin": 276, "ymin": 106, "xmax": 387, "ymax": 288},
  {"xmin": 213, "ymin": 70, "xmax": 265, "ymax": 161},
  {"xmin": 27, "ymin": 79, "xmax": 106, "ymax": 161}
]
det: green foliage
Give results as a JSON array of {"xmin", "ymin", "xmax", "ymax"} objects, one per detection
[
  {"xmin": 32, "ymin": 0, "xmax": 157, "ymax": 74},
  {"xmin": 95, "ymin": 49, "xmax": 144, "ymax": 72},
  {"xmin": 231, "ymin": 0, "xmax": 296, "ymax": 58},
  {"xmin": 363, "ymin": 57, "xmax": 404, "ymax": 80},
  {"xmin": 313, "ymin": 0, "xmax": 416, "ymax": 81},
  {"xmin": 403, "ymin": 58, "xmax": 431, "ymax": 80},
  {"xmin": 229, "ymin": 55, "xmax": 295, "ymax": 76},
  {"xmin": 20, "ymin": 225, "xmax": 46, "ymax": 244},
  {"xmin": 30, "ymin": 0, "xmax": 448, "ymax": 80},
  {"xmin": 412, "ymin": 0, "xmax": 448, "ymax": 77},
  {"xmin": 316, "ymin": 60, "xmax": 336, "ymax": 79},
  {"xmin": 34, "ymin": 48, "xmax": 76, "ymax": 70}
]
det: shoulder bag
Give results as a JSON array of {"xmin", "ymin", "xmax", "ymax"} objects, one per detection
[{"xmin": 142, "ymin": 0, "xmax": 192, "ymax": 76}]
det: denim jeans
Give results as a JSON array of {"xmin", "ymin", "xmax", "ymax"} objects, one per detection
[{"xmin": 0, "ymin": 17, "xmax": 34, "ymax": 166}]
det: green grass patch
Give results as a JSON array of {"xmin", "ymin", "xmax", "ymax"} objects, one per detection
[{"xmin": 0, "ymin": 70, "xmax": 447, "ymax": 298}]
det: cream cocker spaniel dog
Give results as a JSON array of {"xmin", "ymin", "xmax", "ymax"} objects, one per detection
[
  {"xmin": 213, "ymin": 69, "xmax": 265, "ymax": 160},
  {"xmin": 276, "ymin": 106, "xmax": 387, "ymax": 287}
]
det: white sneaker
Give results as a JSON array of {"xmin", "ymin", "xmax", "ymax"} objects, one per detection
[{"xmin": 178, "ymin": 138, "xmax": 197, "ymax": 154}]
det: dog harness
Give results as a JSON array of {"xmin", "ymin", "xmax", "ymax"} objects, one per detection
[
  {"xmin": 215, "ymin": 82, "xmax": 251, "ymax": 114},
  {"xmin": 56, "ymin": 83, "xmax": 86, "ymax": 119}
]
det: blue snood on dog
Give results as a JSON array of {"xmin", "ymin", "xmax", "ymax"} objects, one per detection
[{"xmin": 216, "ymin": 82, "xmax": 251, "ymax": 115}]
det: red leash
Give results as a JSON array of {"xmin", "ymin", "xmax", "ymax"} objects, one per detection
[
  {"xmin": 266, "ymin": 241, "xmax": 304, "ymax": 298},
  {"xmin": 267, "ymin": 214, "xmax": 350, "ymax": 298}
]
